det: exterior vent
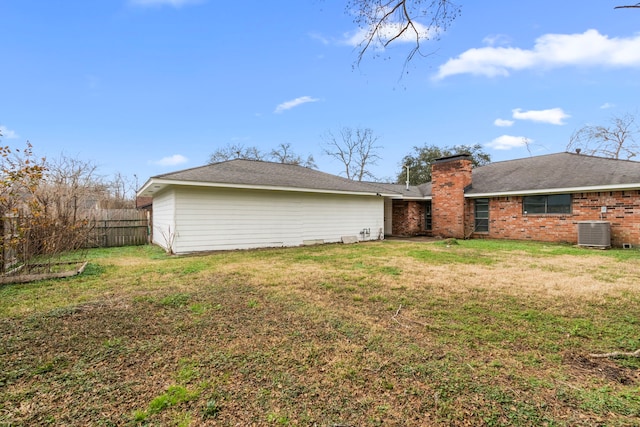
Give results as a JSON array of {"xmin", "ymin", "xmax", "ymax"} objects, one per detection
[{"xmin": 577, "ymin": 221, "xmax": 611, "ymax": 248}]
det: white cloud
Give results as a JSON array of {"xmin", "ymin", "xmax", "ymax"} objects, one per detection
[
  {"xmin": 274, "ymin": 96, "xmax": 319, "ymax": 114},
  {"xmin": 600, "ymin": 102, "xmax": 615, "ymax": 109},
  {"xmin": 152, "ymin": 154, "xmax": 188, "ymax": 166},
  {"xmin": 482, "ymin": 34, "xmax": 511, "ymax": 47},
  {"xmin": 486, "ymin": 135, "xmax": 532, "ymax": 150},
  {"xmin": 130, "ymin": 0, "xmax": 202, "ymax": 7},
  {"xmin": 494, "ymin": 118, "xmax": 514, "ymax": 127},
  {"xmin": 0, "ymin": 125, "xmax": 19, "ymax": 139},
  {"xmin": 435, "ymin": 29, "xmax": 640, "ymax": 79},
  {"xmin": 309, "ymin": 32, "xmax": 330, "ymax": 46},
  {"xmin": 512, "ymin": 108, "xmax": 570, "ymax": 125}
]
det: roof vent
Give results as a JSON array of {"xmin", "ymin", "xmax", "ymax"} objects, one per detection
[{"xmin": 577, "ymin": 221, "xmax": 610, "ymax": 248}]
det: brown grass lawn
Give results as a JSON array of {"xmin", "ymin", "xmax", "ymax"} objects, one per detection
[{"xmin": 1, "ymin": 239, "xmax": 639, "ymax": 426}]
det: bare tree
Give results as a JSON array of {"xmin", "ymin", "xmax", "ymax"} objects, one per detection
[
  {"xmin": 567, "ymin": 113, "xmax": 639, "ymax": 160},
  {"xmin": 615, "ymin": 3, "xmax": 640, "ymax": 9},
  {"xmin": 322, "ymin": 127, "xmax": 381, "ymax": 181},
  {"xmin": 269, "ymin": 143, "xmax": 317, "ymax": 168},
  {"xmin": 209, "ymin": 142, "xmax": 318, "ymax": 168},
  {"xmin": 38, "ymin": 155, "xmax": 106, "ymax": 223},
  {"xmin": 209, "ymin": 143, "xmax": 264, "ymax": 164},
  {"xmin": 107, "ymin": 172, "xmax": 136, "ymax": 208},
  {"xmin": 349, "ymin": 0, "xmax": 462, "ymax": 65}
]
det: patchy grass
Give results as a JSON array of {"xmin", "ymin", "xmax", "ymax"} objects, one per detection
[{"xmin": 0, "ymin": 240, "xmax": 639, "ymax": 426}]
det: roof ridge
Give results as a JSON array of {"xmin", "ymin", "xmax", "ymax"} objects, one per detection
[
  {"xmin": 480, "ymin": 151, "xmax": 640, "ymax": 169},
  {"xmin": 153, "ymin": 158, "xmax": 316, "ymax": 179},
  {"xmin": 144, "ymin": 159, "xmax": 393, "ymax": 196},
  {"xmin": 152, "ymin": 162, "xmax": 217, "ymax": 178}
]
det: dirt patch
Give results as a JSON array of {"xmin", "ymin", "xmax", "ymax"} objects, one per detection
[{"xmin": 565, "ymin": 353, "xmax": 639, "ymax": 386}]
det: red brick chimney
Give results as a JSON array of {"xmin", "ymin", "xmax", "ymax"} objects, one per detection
[{"xmin": 431, "ymin": 154, "xmax": 472, "ymax": 239}]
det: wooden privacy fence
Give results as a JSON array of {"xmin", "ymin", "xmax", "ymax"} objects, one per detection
[{"xmin": 87, "ymin": 209, "xmax": 150, "ymax": 248}]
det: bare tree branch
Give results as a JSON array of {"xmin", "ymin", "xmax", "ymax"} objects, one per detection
[
  {"xmin": 567, "ymin": 113, "xmax": 639, "ymax": 160},
  {"xmin": 615, "ymin": 3, "xmax": 640, "ymax": 9},
  {"xmin": 209, "ymin": 143, "xmax": 264, "ymax": 163},
  {"xmin": 350, "ymin": 1, "xmax": 634, "ymax": 67},
  {"xmin": 349, "ymin": 0, "xmax": 461, "ymax": 67},
  {"xmin": 322, "ymin": 127, "xmax": 381, "ymax": 181},
  {"xmin": 269, "ymin": 143, "xmax": 317, "ymax": 168}
]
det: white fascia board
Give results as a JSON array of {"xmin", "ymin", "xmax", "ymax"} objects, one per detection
[
  {"xmin": 140, "ymin": 178, "xmax": 385, "ymax": 197},
  {"xmin": 136, "ymin": 178, "xmax": 157, "ymax": 197},
  {"xmin": 387, "ymin": 195, "xmax": 432, "ymax": 200},
  {"xmin": 466, "ymin": 183, "xmax": 640, "ymax": 198}
]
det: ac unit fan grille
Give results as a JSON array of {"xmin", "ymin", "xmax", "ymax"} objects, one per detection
[{"xmin": 577, "ymin": 221, "xmax": 611, "ymax": 248}]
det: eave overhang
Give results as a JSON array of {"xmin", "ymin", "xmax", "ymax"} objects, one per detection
[
  {"xmin": 465, "ymin": 183, "xmax": 640, "ymax": 198},
  {"xmin": 386, "ymin": 195, "xmax": 432, "ymax": 201},
  {"xmin": 137, "ymin": 178, "xmax": 394, "ymax": 198}
]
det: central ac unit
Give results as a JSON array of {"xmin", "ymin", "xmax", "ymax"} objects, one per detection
[{"xmin": 577, "ymin": 221, "xmax": 611, "ymax": 248}]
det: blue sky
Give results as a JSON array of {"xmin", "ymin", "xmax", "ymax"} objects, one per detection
[{"xmin": 2, "ymin": 0, "xmax": 639, "ymax": 189}]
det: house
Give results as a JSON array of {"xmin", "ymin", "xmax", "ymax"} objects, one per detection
[
  {"xmin": 382, "ymin": 152, "xmax": 640, "ymax": 247},
  {"xmin": 136, "ymin": 160, "xmax": 395, "ymax": 253},
  {"xmin": 137, "ymin": 152, "xmax": 640, "ymax": 253}
]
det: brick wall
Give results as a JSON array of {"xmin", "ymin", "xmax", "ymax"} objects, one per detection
[
  {"xmin": 470, "ymin": 191, "xmax": 640, "ymax": 247},
  {"xmin": 402, "ymin": 153, "xmax": 639, "ymax": 246},
  {"xmin": 391, "ymin": 200, "xmax": 426, "ymax": 236},
  {"xmin": 431, "ymin": 155, "xmax": 472, "ymax": 239}
]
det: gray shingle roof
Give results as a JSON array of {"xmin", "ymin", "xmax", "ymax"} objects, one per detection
[
  {"xmin": 139, "ymin": 153, "xmax": 640, "ymax": 199},
  {"xmin": 363, "ymin": 182, "xmax": 428, "ymax": 198},
  {"xmin": 143, "ymin": 159, "xmax": 396, "ymax": 195},
  {"xmin": 466, "ymin": 152, "xmax": 640, "ymax": 195},
  {"xmin": 394, "ymin": 153, "xmax": 640, "ymax": 198}
]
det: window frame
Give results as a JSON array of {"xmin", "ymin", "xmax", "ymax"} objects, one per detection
[
  {"xmin": 474, "ymin": 198, "xmax": 489, "ymax": 233},
  {"xmin": 523, "ymin": 194, "xmax": 571, "ymax": 215},
  {"xmin": 424, "ymin": 201, "xmax": 432, "ymax": 231}
]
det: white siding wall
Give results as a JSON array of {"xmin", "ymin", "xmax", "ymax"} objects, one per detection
[
  {"xmin": 151, "ymin": 189, "xmax": 176, "ymax": 252},
  {"xmin": 168, "ymin": 186, "xmax": 383, "ymax": 253}
]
